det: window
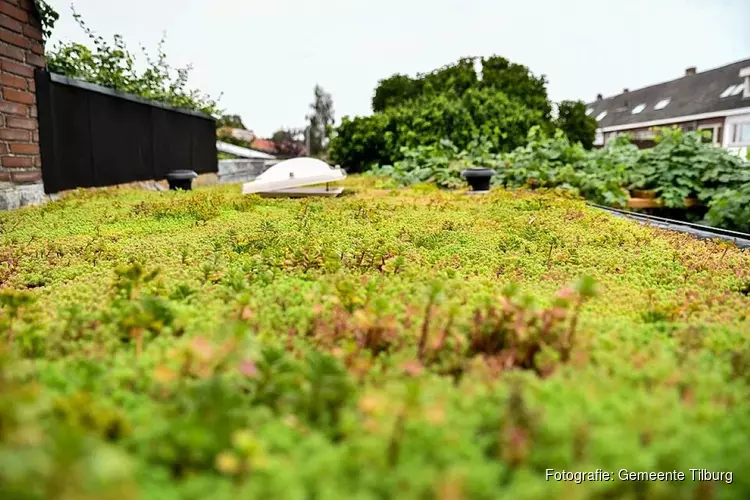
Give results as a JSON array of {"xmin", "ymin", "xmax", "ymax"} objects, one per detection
[
  {"xmin": 720, "ymin": 85, "xmax": 738, "ymax": 98},
  {"xmin": 585, "ymin": 108, "xmax": 594, "ymax": 116},
  {"xmin": 594, "ymin": 129, "xmax": 604, "ymax": 146},
  {"xmin": 731, "ymin": 122, "xmax": 750, "ymax": 144},
  {"xmin": 654, "ymin": 99, "xmax": 670, "ymax": 110},
  {"xmin": 596, "ymin": 111, "xmax": 608, "ymax": 121},
  {"xmin": 631, "ymin": 103, "xmax": 646, "ymax": 114},
  {"xmin": 698, "ymin": 125, "xmax": 721, "ymax": 145},
  {"xmin": 731, "ymin": 84, "xmax": 745, "ymax": 96}
]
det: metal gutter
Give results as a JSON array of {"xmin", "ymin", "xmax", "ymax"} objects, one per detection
[{"xmin": 588, "ymin": 203, "xmax": 750, "ymax": 249}]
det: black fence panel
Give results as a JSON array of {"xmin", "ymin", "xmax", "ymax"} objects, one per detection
[{"xmin": 35, "ymin": 70, "xmax": 217, "ymax": 194}]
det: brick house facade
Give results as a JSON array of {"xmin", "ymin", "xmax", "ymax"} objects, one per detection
[{"xmin": 0, "ymin": 0, "xmax": 46, "ymax": 209}]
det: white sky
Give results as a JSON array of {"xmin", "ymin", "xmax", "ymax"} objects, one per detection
[{"xmin": 47, "ymin": 0, "xmax": 750, "ymax": 137}]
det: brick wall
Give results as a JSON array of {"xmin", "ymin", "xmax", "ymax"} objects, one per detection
[{"xmin": 0, "ymin": 0, "xmax": 45, "ymax": 186}]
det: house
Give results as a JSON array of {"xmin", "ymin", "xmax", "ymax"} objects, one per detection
[
  {"xmin": 0, "ymin": 0, "xmax": 48, "ymax": 209},
  {"xmin": 587, "ymin": 58, "xmax": 750, "ymax": 157},
  {"xmin": 250, "ymin": 138, "xmax": 277, "ymax": 155},
  {"xmin": 222, "ymin": 127, "xmax": 256, "ymax": 143}
]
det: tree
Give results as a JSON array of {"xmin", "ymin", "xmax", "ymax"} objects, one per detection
[
  {"xmin": 217, "ymin": 115, "xmax": 247, "ymax": 130},
  {"xmin": 372, "ymin": 74, "xmax": 419, "ymax": 113},
  {"xmin": 555, "ymin": 100, "xmax": 598, "ymax": 149},
  {"xmin": 330, "ymin": 88, "xmax": 546, "ymax": 173},
  {"xmin": 331, "ymin": 55, "xmax": 553, "ymax": 172},
  {"xmin": 271, "ymin": 128, "xmax": 307, "ymax": 158},
  {"xmin": 479, "ymin": 56, "xmax": 551, "ymax": 118},
  {"xmin": 306, "ymin": 85, "xmax": 335, "ymax": 157}
]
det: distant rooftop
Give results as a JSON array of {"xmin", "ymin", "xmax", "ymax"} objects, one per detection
[{"xmin": 587, "ymin": 57, "xmax": 750, "ymax": 130}]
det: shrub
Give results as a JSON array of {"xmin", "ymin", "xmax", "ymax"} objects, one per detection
[
  {"xmin": 46, "ymin": 6, "xmax": 221, "ymax": 116},
  {"xmin": 332, "ymin": 55, "xmax": 553, "ymax": 173},
  {"xmin": 331, "ymin": 88, "xmax": 546, "ymax": 173}
]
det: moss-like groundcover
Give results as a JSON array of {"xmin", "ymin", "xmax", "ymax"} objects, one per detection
[{"xmin": 1, "ymin": 178, "xmax": 749, "ymax": 499}]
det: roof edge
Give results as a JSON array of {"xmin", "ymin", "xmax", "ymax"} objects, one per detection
[{"xmin": 599, "ymin": 106, "xmax": 750, "ymax": 132}]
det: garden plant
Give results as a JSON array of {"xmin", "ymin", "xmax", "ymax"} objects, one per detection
[
  {"xmin": 370, "ymin": 126, "xmax": 750, "ymax": 233},
  {"xmin": 1, "ymin": 177, "xmax": 749, "ymax": 499}
]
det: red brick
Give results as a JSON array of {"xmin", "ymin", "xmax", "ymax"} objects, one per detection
[
  {"xmin": 0, "ymin": 14, "xmax": 22, "ymax": 33},
  {"xmin": 2, "ymin": 88, "xmax": 34, "ymax": 104},
  {"xmin": 25, "ymin": 52, "xmax": 44, "ymax": 68},
  {"xmin": 19, "ymin": 0, "xmax": 36, "ymax": 10},
  {"xmin": 1, "ymin": 155, "xmax": 33, "ymax": 168},
  {"xmin": 6, "ymin": 116, "xmax": 35, "ymax": 130},
  {"xmin": 0, "ymin": 27, "xmax": 30, "ymax": 48},
  {"xmin": 1, "ymin": 72, "xmax": 26, "ymax": 89},
  {"xmin": 22, "ymin": 23, "xmax": 42, "ymax": 41},
  {"xmin": 29, "ymin": 103, "xmax": 36, "ymax": 117},
  {"xmin": 9, "ymin": 142, "xmax": 38, "ymax": 154},
  {"xmin": 0, "ymin": 128, "xmax": 30, "ymax": 141},
  {"xmin": 6, "ymin": 0, "xmax": 20, "ymax": 6},
  {"xmin": 2, "ymin": 59, "xmax": 33, "ymax": 77},
  {"xmin": 27, "ymin": 77, "xmax": 34, "ymax": 91},
  {"xmin": 0, "ymin": 3, "xmax": 28, "ymax": 23},
  {"xmin": 0, "ymin": 170, "xmax": 11, "ymax": 182},
  {"xmin": 33, "ymin": 155, "xmax": 40, "ymax": 167},
  {"xmin": 0, "ymin": 42, "xmax": 24, "ymax": 61},
  {"xmin": 32, "ymin": 129, "xmax": 38, "ymax": 142},
  {"xmin": 0, "ymin": 143, "xmax": 7, "ymax": 154},
  {"xmin": 0, "ymin": 115, "xmax": 3, "ymax": 127},
  {"xmin": 11, "ymin": 169, "xmax": 41, "ymax": 183},
  {"xmin": 29, "ymin": 40, "xmax": 42, "ymax": 54},
  {"xmin": 0, "ymin": 100, "xmax": 28, "ymax": 115}
]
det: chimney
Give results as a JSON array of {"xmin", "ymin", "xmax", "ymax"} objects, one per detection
[
  {"xmin": 596, "ymin": 93, "xmax": 603, "ymax": 101},
  {"xmin": 685, "ymin": 67, "xmax": 697, "ymax": 76},
  {"xmin": 623, "ymin": 88, "xmax": 629, "ymax": 93}
]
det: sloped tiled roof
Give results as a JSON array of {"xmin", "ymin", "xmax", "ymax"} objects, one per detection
[
  {"xmin": 587, "ymin": 58, "xmax": 750, "ymax": 130},
  {"xmin": 251, "ymin": 139, "xmax": 277, "ymax": 154}
]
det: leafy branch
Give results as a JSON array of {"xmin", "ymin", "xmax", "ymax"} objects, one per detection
[{"xmin": 45, "ymin": 5, "xmax": 222, "ymax": 116}]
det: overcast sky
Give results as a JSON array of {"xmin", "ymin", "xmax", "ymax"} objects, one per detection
[{"xmin": 47, "ymin": 0, "xmax": 750, "ymax": 137}]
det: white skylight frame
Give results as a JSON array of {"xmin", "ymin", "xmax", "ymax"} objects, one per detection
[
  {"xmin": 730, "ymin": 84, "xmax": 744, "ymax": 96},
  {"xmin": 720, "ymin": 85, "xmax": 736, "ymax": 98},
  {"xmin": 595, "ymin": 111, "xmax": 608, "ymax": 121},
  {"xmin": 585, "ymin": 108, "xmax": 594, "ymax": 116},
  {"xmin": 654, "ymin": 98, "xmax": 671, "ymax": 110},
  {"xmin": 631, "ymin": 103, "xmax": 646, "ymax": 114}
]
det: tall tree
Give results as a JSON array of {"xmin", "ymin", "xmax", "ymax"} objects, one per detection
[
  {"xmin": 555, "ymin": 100, "xmax": 598, "ymax": 149},
  {"xmin": 306, "ymin": 85, "xmax": 335, "ymax": 157}
]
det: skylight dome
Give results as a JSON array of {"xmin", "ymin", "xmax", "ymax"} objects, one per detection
[
  {"xmin": 242, "ymin": 158, "xmax": 347, "ymax": 196},
  {"xmin": 654, "ymin": 98, "xmax": 671, "ymax": 110}
]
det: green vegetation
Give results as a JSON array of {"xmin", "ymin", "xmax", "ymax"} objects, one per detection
[
  {"xmin": 45, "ymin": 6, "xmax": 221, "ymax": 116},
  {"xmin": 372, "ymin": 126, "xmax": 750, "ymax": 232},
  {"xmin": 1, "ymin": 178, "xmax": 749, "ymax": 499},
  {"xmin": 330, "ymin": 56, "xmax": 596, "ymax": 173}
]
